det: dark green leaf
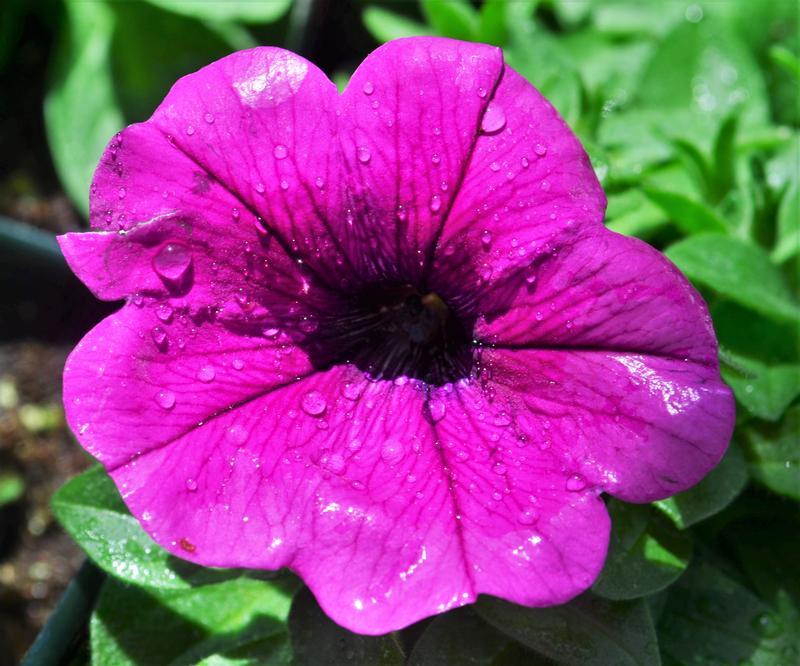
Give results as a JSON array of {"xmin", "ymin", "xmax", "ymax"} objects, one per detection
[
  {"xmin": 593, "ymin": 501, "xmax": 691, "ymax": 600},
  {"xmin": 643, "ymin": 187, "xmax": 729, "ymax": 235},
  {"xmin": 665, "ymin": 234, "xmax": 800, "ymax": 324},
  {"xmin": 721, "ymin": 351, "xmax": 800, "ymax": 421},
  {"xmin": 362, "ymin": 6, "xmax": 433, "ymax": 42},
  {"xmin": 712, "ymin": 301, "xmax": 799, "ymax": 365},
  {"xmin": 658, "ymin": 561, "xmax": 800, "ymax": 665},
  {"xmin": 91, "ymin": 577, "xmax": 293, "ymax": 666},
  {"xmin": 408, "ymin": 607, "xmax": 544, "ymax": 665},
  {"xmin": 142, "ymin": 0, "xmax": 290, "ymax": 23},
  {"xmin": 420, "ymin": 0, "xmax": 478, "ymax": 42},
  {"xmin": 744, "ymin": 406, "xmax": 800, "ymax": 500},
  {"xmin": 770, "ymin": 44, "xmax": 800, "ymax": 81},
  {"xmin": 652, "ymin": 439, "xmax": 748, "ymax": 529},
  {"xmin": 670, "ymin": 138, "xmax": 712, "ymax": 199},
  {"xmin": 711, "ymin": 113, "xmax": 739, "ymax": 201},
  {"xmin": 773, "ymin": 180, "xmax": 799, "ymax": 263},
  {"xmin": 476, "ymin": 0, "xmax": 508, "ymax": 46},
  {"xmin": 44, "ymin": 0, "xmax": 124, "ymax": 215},
  {"xmin": 475, "ymin": 594, "xmax": 661, "ymax": 665},
  {"xmin": 289, "ymin": 587, "xmax": 404, "ymax": 665},
  {"xmin": 53, "ymin": 467, "xmax": 240, "ymax": 590}
]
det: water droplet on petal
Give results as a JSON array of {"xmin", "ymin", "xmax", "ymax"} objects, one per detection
[
  {"xmin": 263, "ymin": 327, "xmax": 280, "ymax": 339},
  {"xmin": 185, "ymin": 478, "xmax": 198, "ymax": 492},
  {"xmin": 348, "ymin": 439, "xmax": 362, "ymax": 452},
  {"xmin": 357, "ymin": 146, "xmax": 371, "ymax": 164},
  {"xmin": 226, "ymin": 425, "xmax": 246, "ymax": 445},
  {"xmin": 342, "ymin": 382, "xmax": 363, "ymax": 401},
  {"xmin": 521, "ymin": 156, "xmax": 530, "ymax": 168},
  {"xmin": 426, "ymin": 398, "xmax": 446, "ymax": 423},
  {"xmin": 117, "ymin": 187, "xmax": 126, "ymax": 200},
  {"xmin": 396, "ymin": 205, "xmax": 407, "ymax": 222},
  {"xmin": 518, "ymin": 508, "xmax": 539, "ymax": 524},
  {"xmin": 255, "ymin": 182, "xmax": 265, "ymax": 194},
  {"xmin": 154, "ymin": 389, "xmax": 175, "ymax": 410},
  {"xmin": 151, "ymin": 326, "xmax": 167, "ymax": 347},
  {"xmin": 186, "ymin": 125, "xmax": 195, "ymax": 136},
  {"xmin": 315, "ymin": 176, "xmax": 325, "ymax": 189},
  {"xmin": 362, "ymin": 81, "xmax": 374, "ymax": 95},
  {"xmin": 204, "ymin": 113, "xmax": 214, "ymax": 124},
  {"xmin": 429, "ymin": 195, "xmax": 442, "ymax": 213},
  {"xmin": 273, "ymin": 144, "xmax": 288, "ymax": 159},
  {"xmin": 153, "ymin": 243, "xmax": 192, "ymax": 282},
  {"xmin": 490, "ymin": 161, "xmax": 501, "ymax": 172},
  {"xmin": 301, "ymin": 390, "xmax": 327, "ymax": 416},
  {"xmin": 381, "ymin": 439, "xmax": 405, "ymax": 465},
  {"xmin": 477, "ymin": 86, "xmax": 487, "ymax": 98},
  {"xmin": 280, "ymin": 179, "xmax": 289, "ymax": 191},
  {"xmin": 232, "ymin": 358, "xmax": 244, "ymax": 370},
  {"xmin": 534, "ymin": 143, "xmax": 547, "ymax": 157},
  {"xmin": 493, "ymin": 462, "xmax": 507, "ymax": 475},
  {"xmin": 156, "ymin": 303, "xmax": 173, "ymax": 322},
  {"xmin": 431, "ymin": 153, "xmax": 441, "ymax": 165},
  {"xmin": 321, "ymin": 453, "xmax": 346, "ymax": 475},
  {"xmin": 481, "ymin": 102, "xmax": 506, "ymax": 134},
  {"xmin": 197, "ymin": 366, "xmax": 215, "ymax": 383},
  {"xmin": 566, "ymin": 474, "xmax": 586, "ymax": 492}
]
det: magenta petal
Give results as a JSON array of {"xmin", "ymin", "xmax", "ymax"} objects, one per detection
[{"xmin": 483, "ymin": 348, "xmax": 735, "ymax": 502}]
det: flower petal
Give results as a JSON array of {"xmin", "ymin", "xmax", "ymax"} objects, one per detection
[
  {"xmin": 338, "ymin": 37, "xmax": 504, "ymax": 282},
  {"xmin": 482, "ymin": 348, "xmax": 735, "ymax": 502}
]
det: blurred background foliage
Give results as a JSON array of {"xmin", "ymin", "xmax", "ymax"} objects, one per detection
[{"xmin": 1, "ymin": 1, "xmax": 798, "ymax": 664}]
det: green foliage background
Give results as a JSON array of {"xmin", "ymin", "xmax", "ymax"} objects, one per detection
[{"xmin": 7, "ymin": 0, "xmax": 799, "ymax": 663}]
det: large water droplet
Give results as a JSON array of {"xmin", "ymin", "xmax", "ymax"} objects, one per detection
[
  {"xmin": 151, "ymin": 387, "xmax": 175, "ymax": 411},
  {"xmin": 232, "ymin": 358, "xmax": 245, "ymax": 370},
  {"xmin": 381, "ymin": 438, "xmax": 405, "ymax": 465},
  {"xmin": 226, "ymin": 425, "xmax": 246, "ymax": 445},
  {"xmin": 493, "ymin": 462, "xmax": 507, "ymax": 475},
  {"xmin": 153, "ymin": 243, "xmax": 192, "ymax": 282},
  {"xmin": 534, "ymin": 143, "xmax": 547, "ymax": 157},
  {"xmin": 362, "ymin": 81, "xmax": 374, "ymax": 95},
  {"xmin": 301, "ymin": 390, "xmax": 327, "ymax": 416},
  {"xmin": 156, "ymin": 303, "xmax": 173, "ymax": 322},
  {"xmin": 426, "ymin": 398, "xmax": 446, "ymax": 423},
  {"xmin": 186, "ymin": 125, "xmax": 195, "ymax": 136},
  {"xmin": 204, "ymin": 113, "xmax": 214, "ymax": 124},
  {"xmin": 151, "ymin": 326, "xmax": 167, "ymax": 347},
  {"xmin": 273, "ymin": 144, "xmax": 288, "ymax": 159},
  {"xmin": 185, "ymin": 478, "xmax": 198, "ymax": 492},
  {"xmin": 341, "ymin": 382, "xmax": 363, "ymax": 401},
  {"xmin": 566, "ymin": 474, "xmax": 586, "ymax": 492},
  {"xmin": 255, "ymin": 182, "xmax": 265, "ymax": 194},
  {"xmin": 357, "ymin": 146, "xmax": 371, "ymax": 164},
  {"xmin": 481, "ymin": 102, "xmax": 506, "ymax": 134},
  {"xmin": 321, "ymin": 452, "xmax": 346, "ymax": 475},
  {"xmin": 196, "ymin": 366, "xmax": 215, "ymax": 383},
  {"xmin": 429, "ymin": 195, "xmax": 442, "ymax": 213}
]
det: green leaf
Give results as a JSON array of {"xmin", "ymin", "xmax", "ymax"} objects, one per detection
[
  {"xmin": 52, "ymin": 467, "xmax": 240, "ymax": 590},
  {"xmin": 653, "ymin": 440, "xmax": 748, "ymax": 530},
  {"xmin": 658, "ymin": 561, "xmax": 800, "ymax": 665},
  {"xmin": 288, "ymin": 587, "xmax": 404, "ymax": 665},
  {"xmin": 670, "ymin": 138, "xmax": 713, "ymax": 199},
  {"xmin": 420, "ymin": 0, "xmax": 478, "ymax": 41},
  {"xmin": 744, "ymin": 406, "xmax": 800, "ymax": 500},
  {"xmin": 721, "ymin": 351, "xmax": 800, "ymax": 421},
  {"xmin": 605, "ymin": 189, "xmax": 668, "ymax": 239},
  {"xmin": 142, "ymin": 0, "xmax": 290, "ymax": 23},
  {"xmin": 91, "ymin": 577, "xmax": 293, "ymax": 666},
  {"xmin": 409, "ymin": 607, "xmax": 543, "ymax": 665},
  {"xmin": 712, "ymin": 301, "xmax": 799, "ymax": 364},
  {"xmin": 592, "ymin": 500, "xmax": 691, "ymax": 600},
  {"xmin": 44, "ymin": 0, "xmax": 124, "ymax": 216},
  {"xmin": 665, "ymin": 234, "xmax": 800, "ymax": 324},
  {"xmin": 638, "ymin": 15, "xmax": 768, "ymax": 127},
  {"xmin": 362, "ymin": 6, "xmax": 432, "ymax": 43},
  {"xmin": 643, "ymin": 187, "xmax": 729, "ymax": 235},
  {"xmin": 770, "ymin": 44, "xmax": 800, "ymax": 81},
  {"xmin": 711, "ymin": 113, "xmax": 739, "ymax": 201},
  {"xmin": 773, "ymin": 180, "xmax": 800, "ymax": 263},
  {"xmin": 475, "ymin": 594, "xmax": 661, "ymax": 665},
  {"xmin": 476, "ymin": 0, "xmax": 508, "ymax": 46}
]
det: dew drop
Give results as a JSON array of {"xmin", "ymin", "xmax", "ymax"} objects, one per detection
[
  {"xmin": 342, "ymin": 382, "xmax": 363, "ymax": 401},
  {"xmin": 315, "ymin": 176, "xmax": 325, "ymax": 189},
  {"xmin": 117, "ymin": 187, "xmax": 127, "ymax": 200},
  {"xmin": 231, "ymin": 207, "xmax": 240, "ymax": 221},
  {"xmin": 301, "ymin": 390, "xmax": 327, "ymax": 416},
  {"xmin": 518, "ymin": 508, "xmax": 539, "ymax": 525},
  {"xmin": 348, "ymin": 438, "xmax": 362, "ymax": 452},
  {"xmin": 226, "ymin": 425, "xmax": 247, "ymax": 445},
  {"xmin": 429, "ymin": 195, "xmax": 442, "ymax": 213},
  {"xmin": 480, "ymin": 230, "xmax": 492, "ymax": 249},
  {"xmin": 357, "ymin": 146, "xmax": 371, "ymax": 164},
  {"xmin": 196, "ymin": 366, "xmax": 215, "ymax": 383},
  {"xmin": 477, "ymin": 86, "xmax": 487, "ymax": 98},
  {"xmin": 263, "ymin": 327, "xmax": 280, "ymax": 339},
  {"xmin": 280, "ymin": 179, "xmax": 289, "ymax": 191},
  {"xmin": 151, "ymin": 326, "xmax": 167, "ymax": 347},
  {"xmin": 426, "ymin": 398, "xmax": 446, "ymax": 423},
  {"xmin": 204, "ymin": 113, "xmax": 214, "ymax": 124},
  {"xmin": 154, "ymin": 389, "xmax": 175, "ymax": 410},
  {"xmin": 490, "ymin": 161, "xmax": 501, "ymax": 172},
  {"xmin": 534, "ymin": 143, "xmax": 547, "ymax": 157},
  {"xmin": 232, "ymin": 358, "xmax": 244, "ymax": 370},
  {"xmin": 493, "ymin": 462, "xmax": 507, "ymax": 475},
  {"xmin": 396, "ymin": 205, "xmax": 407, "ymax": 222},
  {"xmin": 321, "ymin": 453, "xmax": 346, "ymax": 475},
  {"xmin": 186, "ymin": 125, "xmax": 195, "ymax": 136},
  {"xmin": 381, "ymin": 439, "xmax": 405, "ymax": 465},
  {"xmin": 362, "ymin": 81, "xmax": 374, "ymax": 95},
  {"xmin": 255, "ymin": 182, "xmax": 265, "ymax": 194},
  {"xmin": 566, "ymin": 474, "xmax": 586, "ymax": 492},
  {"xmin": 521, "ymin": 156, "xmax": 530, "ymax": 168},
  {"xmin": 431, "ymin": 153, "xmax": 441, "ymax": 165},
  {"xmin": 273, "ymin": 144, "xmax": 288, "ymax": 159},
  {"xmin": 156, "ymin": 303, "xmax": 173, "ymax": 322},
  {"xmin": 153, "ymin": 243, "xmax": 192, "ymax": 281},
  {"xmin": 481, "ymin": 102, "xmax": 506, "ymax": 134},
  {"xmin": 185, "ymin": 478, "xmax": 198, "ymax": 492}
]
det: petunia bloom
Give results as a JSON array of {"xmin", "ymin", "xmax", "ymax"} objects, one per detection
[{"xmin": 59, "ymin": 38, "xmax": 734, "ymax": 634}]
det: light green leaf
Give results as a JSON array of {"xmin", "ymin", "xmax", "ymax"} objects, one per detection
[
  {"xmin": 721, "ymin": 352, "xmax": 800, "ymax": 421},
  {"xmin": 289, "ymin": 587, "xmax": 404, "ymax": 665},
  {"xmin": 658, "ymin": 561, "xmax": 800, "ymax": 665},
  {"xmin": 0, "ymin": 471, "xmax": 24, "ymax": 507},
  {"xmin": 44, "ymin": 0, "xmax": 124, "ymax": 216},
  {"xmin": 476, "ymin": 594, "xmax": 661, "ymax": 665},
  {"xmin": 773, "ymin": 180, "xmax": 800, "ymax": 263},
  {"xmin": 53, "ymin": 467, "xmax": 239, "ymax": 590},
  {"xmin": 142, "ymin": 0, "xmax": 290, "ymax": 23},
  {"xmin": 744, "ymin": 406, "xmax": 800, "ymax": 500},
  {"xmin": 665, "ymin": 234, "xmax": 800, "ymax": 324},
  {"xmin": 711, "ymin": 113, "xmax": 739, "ymax": 201},
  {"xmin": 476, "ymin": 0, "xmax": 508, "ymax": 46},
  {"xmin": 592, "ymin": 500, "xmax": 692, "ymax": 600},
  {"xmin": 362, "ymin": 6, "xmax": 432, "ymax": 42},
  {"xmin": 91, "ymin": 577, "xmax": 294, "ymax": 666},
  {"xmin": 643, "ymin": 187, "xmax": 729, "ymax": 235},
  {"xmin": 606, "ymin": 190, "xmax": 668, "ymax": 238},
  {"xmin": 653, "ymin": 440, "xmax": 748, "ymax": 529},
  {"xmin": 420, "ymin": 0, "xmax": 478, "ymax": 41}
]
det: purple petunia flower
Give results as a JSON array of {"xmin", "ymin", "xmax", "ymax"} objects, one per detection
[{"xmin": 59, "ymin": 38, "xmax": 734, "ymax": 634}]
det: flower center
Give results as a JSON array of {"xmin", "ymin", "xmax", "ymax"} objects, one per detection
[{"xmin": 305, "ymin": 284, "xmax": 474, "ymax": 385}]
